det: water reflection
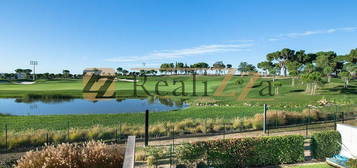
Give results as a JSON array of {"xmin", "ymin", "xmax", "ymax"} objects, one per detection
[
  {"xmin": 15, "ymin": 94, "xmax": 75, "ymax": 104},
  {"xmin": 0, "ymin": 94, "xmax": 188, "ymax": 116}
]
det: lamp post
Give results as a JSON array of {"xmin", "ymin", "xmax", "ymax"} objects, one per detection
[{"xmin": 30, "ymin": 60, "xmax": 38, "ymax": 81}]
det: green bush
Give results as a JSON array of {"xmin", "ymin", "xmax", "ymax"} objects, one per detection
[
  {"xmin": 311, "ymin": 131, "xmax": 341, "ymax": 159},
  {"xmin": 347, "ymin": 158, "xmax": 357, "ymax": 168},
  {"xmin": 176, "ymin": 135, "xmax": 304, "ymax": 168}
]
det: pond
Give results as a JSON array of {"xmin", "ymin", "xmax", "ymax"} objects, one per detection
[{"xmin": 0, "ymin": 96, "xmax": 189, "ymax": 116}]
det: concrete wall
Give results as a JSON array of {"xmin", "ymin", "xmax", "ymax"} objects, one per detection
[{"xmin": 337, "ymin": 124, "xmax": 357, "ymax": 158}]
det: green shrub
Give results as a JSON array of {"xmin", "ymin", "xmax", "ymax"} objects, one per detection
[
  {"xmin": 311, "ymin": 131, "xmax": 341, "ymax": 159},
  {"xmin": 347, "ymin": 158, "xmax": 357, "ymax": 168},
  {"xmin": 176, "ymin": 135, "xmax": 304, "ymax": 168},
  {"xmin": 145, "ymin": 146, "xmax": 168, "ymax": 167}
]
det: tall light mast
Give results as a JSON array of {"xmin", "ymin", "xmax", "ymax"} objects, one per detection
[{"xmin": 30, "ymin": 60, "xmax": 38, "ymax": 81}]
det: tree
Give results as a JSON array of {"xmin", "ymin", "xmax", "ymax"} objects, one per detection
[
  {"xmin": 273, "ymin": 81, "xmax": 282, "ymax": 95},
  {"xmin": 23, "ymin": 69, "xmax": 32, "ymax": 75},
  {"xmin": 257, "ymin": 61, "xmax": 273, "ymax": 76},
  {"xmin": 122, "ymin": 70, "xmax": 129, "ymax": 76},
  {"xmin": 192, "ymin": 62, "xmax": 209, "ymax": 75},
  {"xmin": 176, "ymin": 62, "xmax": 184, "ymax": 74},
  {"xmin": 268, "ymin": 64, "xmax": 280, "ymax": 82},
  {"xmin": 289, "ymin": 70, "xmax": 299, "ymax": 86},
  {"xmin": 212, "ymin": 61, "xmax": 225, "ymax": 75},
  {"xmin": 348, "ymin": 48, "xmax": 357, "ymax": 64},
  {"xmin": 301, "ymin": 72, "xmax": 322, "ymax": 95},
  {"xmin": 160, "ymin": 63, "xmax": 170, "ymax": 75},
  {"xmin": 226, "ymin": 64, "xmax": 232, "ymax": 68},
  {"xmin": 267, "ymin": 48, "xmax": 295, "ymax": 76},
  {"xmin": 286, "ymin": 61, "xmax": 302, "ymax": 86},
  {"xmin": 63, "ymin": 70, "xmax": 70, "ymax": 79},
  {"xmin": 315, "ymin": 51, "xmax": 337, "ymax": 77},
  {"xmin": 303, "ymin": 63, "xmax": 315, "ymax": 73},
  {"xmin": 323, "ymin": 66, "xmax": 333, "ymax": 83},
  {"xmin": 116, "ymin": 67, "xmax": 123, "ymax": 75},
  {"xmin": 344, "ymin": 63, "xmax": 357, "ymax": 76},
  {"xmin": 339, "ymin": 72, "xmax": 351, "ymax": 88},
  {"xmin": 15, "ymin": 69, "xmax": 23, "ymax": 73},
  {"xmin": 238, "ymin": 62, "xmax": 256, "ymax": 75}
]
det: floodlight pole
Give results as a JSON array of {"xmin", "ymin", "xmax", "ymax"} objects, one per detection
[{"xmin": 30, "ymin": 60, "xmax": 38, "ymax": 81}]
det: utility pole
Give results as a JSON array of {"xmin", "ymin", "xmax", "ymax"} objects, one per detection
[{"xmin": 30, "ymin": 60, "xmax": 38, "ymax": 81}]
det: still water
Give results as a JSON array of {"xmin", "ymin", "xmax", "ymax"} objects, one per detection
[{"xmin": 0, "ymin": 97, "xmax": 188, "ymax": 116}]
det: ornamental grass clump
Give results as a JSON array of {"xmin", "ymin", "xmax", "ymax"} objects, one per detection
[{"xmin": 15, "ymin": 141, "xmax": 124, "ymax": 168}]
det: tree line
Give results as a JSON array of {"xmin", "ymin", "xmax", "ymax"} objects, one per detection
[
  {"xmin": 0, "ymin": 69, "xmax": 82, "ymax": 80},
  {"xmin": 116, "ymin": 61, "xmax": 257, "ymax": 76},
  {"xmin": 258, "ymin": 48, "xmax": 357, "ymax": 95}
]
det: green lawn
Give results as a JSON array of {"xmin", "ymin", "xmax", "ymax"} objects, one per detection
[
  {"xmin": 1, "ymin": 76, "xmax": 356, "ymax": 106},
  {"xmin": 0, "ymin": 106, "xmax": 261, "ymax": 131},
  {"xmin": 0, "ymin": 75, "xmax": 356, "ymax": 132}
]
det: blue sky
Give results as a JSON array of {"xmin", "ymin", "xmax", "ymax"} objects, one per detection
[{"xmin": 0, "ymin": 0, "xmax": 357, "ymax": 74}]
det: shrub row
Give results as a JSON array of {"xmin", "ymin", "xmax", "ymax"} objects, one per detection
[
  {"xmin": 176, "ymin": 135, "xmax": 305, "ymax": 168},
  {"xmin": 311, "ymin": 130, "xmax": 341, "ymax": 159},
  {"xmin": 15, "ymin": 141, "xmax": 124, "ymax": 168}
]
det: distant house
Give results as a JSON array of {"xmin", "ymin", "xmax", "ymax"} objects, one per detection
[{"xmin": 16, "ymin": 72, "xmax": 27, "ymax": 79}]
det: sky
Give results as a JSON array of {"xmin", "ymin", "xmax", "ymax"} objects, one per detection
[{"xmin": 0, "ymin": 0, "xmax": 357, "ymax": 74}]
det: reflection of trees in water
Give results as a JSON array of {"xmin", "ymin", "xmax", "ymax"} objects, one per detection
[
  {"xmin": 158, "ymin": 97, "xmax": 174, "ymax": 106},
  {"xmin": 29, "ymin": 104, "xmax": 38, "ymax": 110},
  {"xmin": 15, "ymin": 94, "xmax": 75, "ymax": 104},
  {"xmin": 116, "ymin": 96, "xmax": 187, "ymax": 107},
  {"xmin": 154, "ymin": 96, "xmax": 186, "ymax": 107}
]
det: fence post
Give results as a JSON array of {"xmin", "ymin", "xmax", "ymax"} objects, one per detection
[
  {"xmin": 144, "ymin": 110, "xmax": 149, "ymax": 147},
  {"xmin": 46, "ymin": 132, "xmax": 49, "ymax": 145},
  {"xmin": 172, "ymin": 126, "xmax": 175, "ymax": 153},
  {"xmin": 223, "ymin": 122, "xmax": 226, "ymax": 139},
  {"xmin": 305, "ymin": 106, "xmax": 311, "ymax": 137},
  {"xmin": 67, "ymin": 121, "xmax": 70, "ymax": 142},
  {"xmin": 115, "ymin": 128, "xmax": 118, "ymax": 143},
  {"xmin": 334, "ymin": 105, "xmax": 337, "ymax": 130},
  {"xmin": 342, "ymin": 112, "xmax": 345, "ymax": 123},
  {"xmin": 119, "ymin": 123, "xmax": 122, "ymax": 142},
  {"xmin": 263, "ymin": 104, "xmax": 268, "ymax": 134},
  {"xmin": 5, "ymin": 124, "xmax": 8, "ymax": 153}
]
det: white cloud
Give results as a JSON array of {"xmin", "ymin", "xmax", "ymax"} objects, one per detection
[
  {"xmin": 225, "ymin": 39, "xmax": 255, "ymax": 43},
  {"xmin": 268, "ymin": 38, "xmax": 280, "ymax": 42},
  {"xmin": 105, "ymin": 43, "xmax": 253, "ymax": 63},
  {"xmin": 269, "ymin": 27, "xmax": 357, "ymax": 41}
]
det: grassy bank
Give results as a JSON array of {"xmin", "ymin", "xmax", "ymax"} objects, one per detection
[
  {"xmin": 0, "ymin": 75, "xmax": 356, "ymax": 132},
  {"xmin": 0, "ymin": 76, "xmax": 356, "ymax": 106},
  {"xmin": 0, "ymin": 106, "xmax": 261, "ymax": 131}
]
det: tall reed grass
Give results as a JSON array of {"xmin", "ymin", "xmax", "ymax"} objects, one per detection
[{"xmin": 0, "ymin": 109, "xmax": 342, "ymax": 151}]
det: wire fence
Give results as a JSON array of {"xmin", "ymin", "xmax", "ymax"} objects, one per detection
[{"xmin": 1, "ymin": 104, "xmax": 357, "ymax": 154}]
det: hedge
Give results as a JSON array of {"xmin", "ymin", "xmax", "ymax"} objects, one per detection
[
  {"xmin": 176, "ymin": 135, "xmax": 305, "ymax": 168},
  {"xmin": 311, "ymin": 130, "xmax": 342, "ymax": 159}
]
